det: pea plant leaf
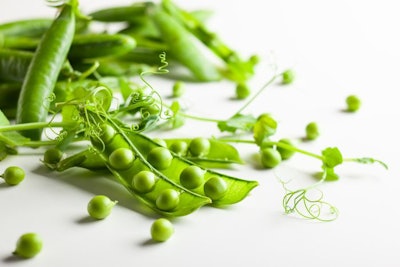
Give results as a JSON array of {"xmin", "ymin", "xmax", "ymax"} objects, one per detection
[
  {"xmin": 217, "ymin": 113, "xmax": 256, "ymax": 133},
  {"xmin": 253, "ymin": 113, "xmax": 277, "ymax": 145}
]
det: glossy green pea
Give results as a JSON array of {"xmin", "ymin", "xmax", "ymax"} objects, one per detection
[
  {"xmin": 180, "ymin": 165, "xmax": 204, "ymax": 189},
  {"xmin": 99, "ymin": 123, "xmax": 116, "ymax": 144},
  {"xmin": 203, "ymin": 176, "xmax": 227, "ymax": 200},
  {"xmin": 1, "ymin": 166, "xmax": 25, "ymax": 185},
  {"xmin": 147, "ymin": 147, "xmax": 173, "ymax": 170},
  {"xmin": 260, "ymin": 147, "xmax": 281, "ymax": 168},
  {"xmin": 87, "ymin": 195, "xmax": 117, "ymax": 220},
  {"xmin": 346, "ymin": 95, "xmax": 361, "ymax": 112},
  {"xmin": 169, "ymin": 140, "xmax": 188, "ymax": 156},
  {"xmin": 151, "ymin": 218, "xmax": 174, "ymax": 242},
  {"xmin": 153, "ymin": 138, "xmax": 167, "ymax": 147},
  {"xmin": 276, "ymin": 138, "xmax": 296, "ymax": 160},
  {"xmin": 236, "ymin": 82, "xmax": 250, "ymax": 99},
  {"xmin": 109, "ymin": 147, "xmax": 135, "ymax": 170},
  {"xmin": 156, "ymin": 188, "xmax": 180, "ymax": 211},
  {"xmin": 43, "ymin": 147, "xmax": 63, "ymax": 165},
  {"xmin": 172, "ymin": 81, "xmax": 185, "ymax": 97},
  {"xmin": 13, "ymin": 232, "xmax": 43, "ymax": 258},
  {"xmin": 189, "ymin": 137, "xmax": 210, "ymax": 157},
  {"xmin": 281, "ymin": 69, "xmax": 295, "ymax": 84},
  {"xmin": 132, "ymin": 170, "xmax": 157, "ymax": 193},
  {"xmin": 305, "ymin": 122, "xmax": 319, "ymax": 140}
]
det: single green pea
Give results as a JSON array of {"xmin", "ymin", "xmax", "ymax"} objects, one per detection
[
  {"xmin": 99, "ymin": 123, "xmax": 116, "ymax": 144},
  {"xmin": 109, "ymin": 147, "xmax": 135, "ymax": 170},
  {"xmin": 189, "ymin": 137, "xmax": 210, "ymax": 157},
  {"xmin": 260, "ymin": 147, "xmax": 282, "ymax": 168},
  {"xmin": 281, "ymin": 69, "xmax": 295, "ymax": 85},
  {"xmin": 13, "ymin": 232, "xmax": 43, "ymax": 258},
  {"xmin": 43, "ymin": 147, "xmax": 63, "ymax": 165},
  {"xmin": 180, "ymin": 165, "xmax": 204, "ymax": 189},
  {"xmin": 1, "ymin": 166, "xmax": 25, "ymax": 185},
  {"xmin": 156, "ymin": 189, "xmax": 180, "ymax": 211},
  {"xmin": 147, "ymin": 147, "xmax": 173, "ymax": 170},
  {"xmin": 235, "ymin": 83, "xmax": 251, "ymax": 99},
  {"xmin": 172, "ymin": 81, "xmax": 185, "ymax": 97},
  {"xmin": 346, "ymin": 95, "xmax": 361, "ymax": 112},
  {"xmin": 87, "ymin": 195, "xmax": 117, "ymax": 220},
  {"xmin": 276, "ymin": 138, "xmax": 296, "ymax": 160},
  {"xmin": 305, "ymin": 122, "xmax": 319, "ymax": 140},
  {"xmin": 203, "ymin": 176, "xmax": 227, "ymax": 200},
  {"xmin": 153, "ymin": 138, "xmax": 167, "ymax": 147},
  {"xmin": 151, "ymin": 218, "xmax": 174, "ymax": 242},
  {"xmin": 132, "ymin": 170, "xmax": 156, "ymax": 193},
  {"xmin": 169, "ymin": 140, "xmax": 188, "ymax": 156}
]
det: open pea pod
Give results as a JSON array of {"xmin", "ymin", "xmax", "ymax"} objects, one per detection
[
  {"xmin": 163, "ymin": 138, "xmax": 243, "ymax": 168},
  {"xmin": 128, "ymin": 133, "xmax": 258, "ymax": 206}
]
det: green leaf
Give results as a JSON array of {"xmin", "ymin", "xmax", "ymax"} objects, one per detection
[
  {"xmin": 322, "ymin": 147, "xmax": 343, "ymax": 168},
  {"xmin": 217, "ymin": 113, "xmax": 256, "ymax": 133},
  {"xmin": 253, "ymin": 113, "xmax": 277, "ymax": 145}
]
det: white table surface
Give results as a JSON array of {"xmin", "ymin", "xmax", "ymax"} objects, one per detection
[{"xmin": 1, "ymin": 0, "xmax": 399, "ymax": 266}]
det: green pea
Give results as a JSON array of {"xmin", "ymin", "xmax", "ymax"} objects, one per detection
[
  {"xmin": 189, "ymin": 137, "xmax": 210, "ymax": 157},
  {"xmin": 43, "ymin": 147, "xmax": 63, "ymax": 165},
  {"xmin": 13, "ymin": 232, "xmax": 43, "ymax": 258},
  {"xmin": 180, "ymin": 165, "xmax": 204, "ymax": 189},
  {"xmin": 281, "ymin": 69, "xmax": 295, "ymax": 84},
  {"xmin": 172, "ymin": 81, "xmax": 185, "ymax": 97},
  {"xmin": 109, "ymin": 147, "xmax": 135, "ymax": 170},
  {"xmin": 147, "ymin": 147, "xmax": 173, "ymax": 170},
  {"xmin": 151, "ymin": 218, "xmax": 174, "ymax": 242},
  {"xmin": 132, "ymin": 170, "xmax": 156, "ymax": 193},
  {"xmin": 169, "ymin": 140, "xmax": 188, "ymax": 156},
  {"xmin": 87, "ymin": 195, "xmax": 117, "ymax": 220},
  {"xmin": 346, "ymin": 95, "xmax": 361, "ymax": 112},
  {"xmin": 99, "ymin": 123, "xmax": 116, "ymax": 144},
  {"xmin": 203, "ymin": 176, "xmax": 227, "ymax": 200},
  {"xmin": 1, "ymin": 166, "xmax": 25, "ymax": 185},
  {"xmin": 156, "ymin": 189, "xmax": 180, "ymax": 211},
  {"xmin": 153, "ymin": 138, "xmax": 167, "ymax": 147},
  {"xmin": 276, "ymin": 138, "xmax": 296, "ymax": 160},
  {"xmin": 305, "ymin": 122, "xmax": 319, "ymax": 140},
  {"xmin": 260, "ymin": 147, "xmax": 282, "ymax": 168},
  {"xmin": 236, "ymin": 82, "xmax": 250, "ymax": 99}
]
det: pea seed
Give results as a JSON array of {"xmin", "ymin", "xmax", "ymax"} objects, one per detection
[
  {"xmin": 236, "ymin": 83, "xmax": 250, "ymax": 99},
  {"xmin": 281, "ymin": 69, "xmax": 295, "ymax": 84},
  {"xmin": 346, "ymin": 95, "xmax": 361, "ymax": 112},
  {"xmin": 151, "ymin": 218, "xmax": 174, "ymax": 242},
  {"xmin": 13, "ymin": 233, "xmax": 43, "ymax": 258},
  {"xmin": 99, "ymin": 123, "xmax": 115, "ymax": 144},
  {"xmin": 169, "ymin": 140, "xmax": 188, "ymax": 156},
  {"xmin": 153, "ymin": 138, "xmax": 167, "ymax": 147},
  {"xmin": 147, "ymin": 147, "xmax": 173, "ymax": 170},
  {"xmin": 276, "ymin": 138, "xmax": 296, "ymax": 160},
  {"xmin": 204, "ymin": 176, "xmax": 227, "ymax": 200},
  {"xmin": 43, "ymin": 147, "xmax": 63, "ymax": 165},
  {"xmin": 260, "ymin": 147, "xmax": 282, "ymax": 168},
  {"xmin": 180, "ymin": 165, "xmax": 204, "ymax": 189},
  {"xmin": 189, "ymin": 137, "xmax": 210, "ymax": 157},
  {"xmin": 1, "ymin": 166, "xmax": 25, "ymax": 185},
  {"xmin": 132, "ymin": 171, "xmax": 156, "ymax": 193},
  {"xmin": 172, "ymin": 81, "xmax": 185, "ymax": 97},
  {"xmin": 87, "ymin": 195, "xmax": 117, "ymax": 220},
  {"xmin": 305, "ymin": 122, "xmax": 319, "ymax": 140},
  {"xmin": 156, "ymin": 189, "xmax": 180, "ymax": 211},
  {"xmin": 109, "ymin": 147, "xmax": 135, "ymax": 170}
]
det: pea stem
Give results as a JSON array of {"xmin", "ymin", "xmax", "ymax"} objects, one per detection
[{"xmin": 0, "ymin": 121, "xmax": 76, "ymax": 132}]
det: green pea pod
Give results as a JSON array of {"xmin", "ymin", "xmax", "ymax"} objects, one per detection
[
  {"xmin": 163, "ymin": 138, "xmax": 243, "ymax": 168},
  {"xmin": 0, "ymin": 19, "xmax": 53, "ymax": 38},
  {"xmin": 68, "ymin": 33, "xmax": 136, "ymax": 60},
  {"xmin": 89, "ymin": 2, "xmax": 154, "ymax": 23},
  {"xmin": 0, "ymin": 49, "xmax": 33, "ymax": 82},
  {"xmin": 127, "ymin": 133, "xmax": 257, "ymax": 206},
  {"xmin": 0, "ymin": 82, "xmax": 21, "ymax": 110},
  {"xmin": 16, "ymin": 1, "xmax": 77, "ymax": 140},
  {"xmin": 149, "ymin": 7, "xmax": 221, "ymax": 82}
]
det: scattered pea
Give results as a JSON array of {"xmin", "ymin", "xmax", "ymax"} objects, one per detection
[
  {"xmin": 151, "ymin": 218, "xmax": 174, "ymax": 242},
  {"xmin": 276, "ymin": 138, "xmax": 296, "ymax": 160},
  {"xmin": 169, "ymin": 140, "xmax": 188, "ymax": 156},
  {"xmin": 87, "ymin": 195, "xmax": 117, "ymax": 220},
  {"xmin": 132, "ymin": 170, "xmax": 156, "ymax": 193},
  {"xmin": 109, "ymin": 147, "xmax": 135, "ymax": 170},
  {"xmin": 236, "ymin": 83, "xmax": 251, "ymax": 99},
  {"xmin": 172, "ymin": 81, "xmax": 185, "ymax": 97},
  {"xmin": 156, "ymin": 188, "xmax": 180, "ymax": 211},
  {"xmin": 1, "ymin": 166, "xmax": 25, "ymax": 185},
  {"xmin": 305, "ymin": 122, "xmax": 319, "ymax": 140},
  {"xmin": 260, "ymin": 147, "xmax": 282, "ymax": 168},
  {"xmin": 147, "ymin": 147, "xmax": 173, "ymax": 170},
  {"xmin": 13, "ymin": 232, "xmax": 43, "ymax": 258},
  {"xmin": 204, "ymin": 176, "xmax": 227, "ymax": 200},
  {"xmin": 180, "ymin": 165, "xmax": 204, "ymax": 189},
  {"xmin": 43, "ymin": 147, "xmax": 63, "ymax": 165},
  {"xmin": 281, "ymin": 69, "xmax": 295, "ymax": 85},
  {"xmin": 346, "ymin": 95, "xmax": 361, "ymax": 112},
  {"xmin": 189, "ymin": 137, "xmax": 210, "ymax": 157}
]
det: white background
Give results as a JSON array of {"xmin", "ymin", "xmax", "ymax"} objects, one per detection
[{"xmin": 1, "ymin": 0, "xmax": 399, "ymax": 266}]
